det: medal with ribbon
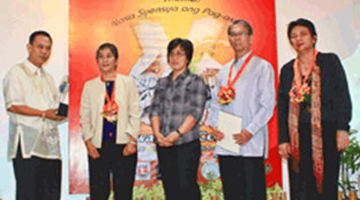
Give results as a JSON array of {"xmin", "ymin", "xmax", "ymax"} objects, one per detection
[
  {"xmin": 101, "ymin": 75, "xmax": 119, "ymax": 123},
  {"xmin": 289, "ymin": 50, "xmax": 318, "ymax": 103},
  {"xmin": 218, "ymin": 52, "xmax": 254, "ymax": 105}
]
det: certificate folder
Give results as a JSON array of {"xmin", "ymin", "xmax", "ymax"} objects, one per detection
[{"xmin": 217, "ymin": 111, "xmax": 242, "ymax": 153}]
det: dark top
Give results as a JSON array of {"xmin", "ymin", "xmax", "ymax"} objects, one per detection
[
  {"xmin": 103, "ymin": 81, "xmax": 117, "ymax": 140},
  {"xmin": 149, "ymin": 69, "xmax": 207, "ymax": 145},
  {"xmin": 278, "ymin": 52, "xmax": 352, "ymax": 144}
]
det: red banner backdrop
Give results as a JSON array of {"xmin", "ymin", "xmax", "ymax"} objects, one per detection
[{"xmin": 69, "ymin": 0, "xmax": 280, "ymax": 195}]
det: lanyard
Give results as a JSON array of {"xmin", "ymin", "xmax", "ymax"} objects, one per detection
[
  {"xmin": 226, "ymin": 52, "xmax": 254, "ymax": 88},
  {"xmin": 101, "ymin": 74, "xmax": 116, "ymax": 105},
  {"xmin": 294, "ymin": 50, "xmax": 318, "ymax": 86}
]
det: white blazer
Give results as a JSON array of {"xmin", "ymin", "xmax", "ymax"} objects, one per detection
[{"xmin": 80, "ymin": 74, "xmax": 141, "ymax": 148}]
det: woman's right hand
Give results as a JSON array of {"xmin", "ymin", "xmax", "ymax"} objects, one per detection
[
  {"xmin": 85, "ymin": 139, "xmax": 100, "ymax": 159},
  {"xmin": 278, "ymin": 143, "xmax": 291, "ymax": 159}
]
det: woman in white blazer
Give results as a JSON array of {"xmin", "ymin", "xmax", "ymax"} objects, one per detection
[{"xmin": 80, "ymin": 43, "xmax": 140, "ymax": 200}]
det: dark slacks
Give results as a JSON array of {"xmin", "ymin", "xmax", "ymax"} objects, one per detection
[
  {"xmin": 157, "ymin": 140, "xmax": 201, "ymax": 200},
  {"xmin": 289, "ymin": 122, "xmax": 340, "ymax": 200},
  {"xmin": 218, "ymin": 155, "xmax": 266, "ymax": 200},
  {"xmin": 13, "ymin": 145, "xmax": 61, "ymax": 200},
  {"xmin": 88, "ymin": 140, "xmax": 137, "ymax": 200}
]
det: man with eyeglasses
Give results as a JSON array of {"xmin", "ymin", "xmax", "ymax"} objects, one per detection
[{"xmin": 209, "ymin": 20, "xmax": 276, "ymax": 200}]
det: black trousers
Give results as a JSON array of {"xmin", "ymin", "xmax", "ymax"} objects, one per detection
[
  {"xmin": 157, "ymin": 140, "xmax": 201, "ymax": 200},
  {"xmin": 218, "ymin": 155, "xmax": 266, "ymax": 200},
  {"xmin": 88, "ymin": 140, "xmax": 137, "ymax": 200},
  {"xmin": 13, "ymin": 145, "xmax": 61, "ymax": 200},
  {"xmin": 289, "ymin": 122, "xmax": 340, "ymax": 200}
]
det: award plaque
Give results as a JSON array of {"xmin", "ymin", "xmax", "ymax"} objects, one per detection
[
  {"xmin": 57, "ymin": 75, "xmax": 69, "ymax": 117},
  {"xmin": 57, "ymin": 102, "xmax": 68, "ymax": 117}
]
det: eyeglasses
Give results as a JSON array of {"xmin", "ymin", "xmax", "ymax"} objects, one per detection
[
  {"xmin": 229, "ymin": 32, "xmax": 249, "ymax": 38},
  {"xmin": 290, "ymin": 31, "xmax": 310, "ymax": 39},
  {"xmin": 169, "ymin": 52, "xmax": 186, "ymax": 57}
]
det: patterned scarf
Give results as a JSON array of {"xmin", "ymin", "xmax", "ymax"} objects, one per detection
[{"xmin": 288, "ymin": 59, "xmax": 323, "ymax": 193}]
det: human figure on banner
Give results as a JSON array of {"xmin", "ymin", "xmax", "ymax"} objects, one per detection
[
  {"xmin": 129, "ymin": 21, "xmax": 171, "ymax": 135},
  {"xmin": 278, "ymin": 18, "xmax": 352, "ymax": 200},
  {"xmin": 149, "ymin": 38, "xmax": 207, "ymax": 200},
  {"xmin": 187, "ymin": 18, "xmax": 226, "ymax": 127},
  {"xmin": 80, "ymin": 43, "xmax": 140, "ymax": 200},
  {"xmin": 209, "ymin": 20, "xmax": 276, "ymax": 200},
  {"xmin": 197, "ymin": 55, "xmax": 221, "ymax": 126},
  {"xmin": 129, "ymin": 53, "xmax": 171, "ymax": 133},
  {"xmin": 3, "ymin": 30, "xmax": 66, "ymax": 200}
]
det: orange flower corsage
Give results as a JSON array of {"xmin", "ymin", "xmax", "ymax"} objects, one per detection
[
  {"xmin": 289, "ymin": 83, "xmax": 311, "ymax": 103},
  {"xmin": 218, "ymin": 86, "xmax": 235, "ymax": 105}
]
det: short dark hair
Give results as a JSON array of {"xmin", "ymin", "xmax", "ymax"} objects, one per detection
[
  {"xmin": 29, "ymin": 30, "xmax": 52, "ymax": 44},
  {"xmin": 287, "ymin": 18, "xmax": 317, "ymax": 40},
  {"xmin": 96, "ymin": 43, "xmax": 119, "ymax": 60},
  {"xmin": 228, "ymin": 20, "xmax": 253, "ymax": 35},
  {"xmin": 167, "ymin": 38, "xmax": 194, "ymax": 67}
]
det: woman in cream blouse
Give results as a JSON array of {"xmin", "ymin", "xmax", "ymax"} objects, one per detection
[{"xmin": 80, "ymin": 43, "xmax": 140, "ymax": 200}]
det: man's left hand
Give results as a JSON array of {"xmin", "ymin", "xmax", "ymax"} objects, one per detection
[
  {"xmin": 45, "ymin": 108, "xmax": 66, "ymax": 121},
  {"xmin": 233, "ymin": 129, "xmax": 253, "ymax": 146}
]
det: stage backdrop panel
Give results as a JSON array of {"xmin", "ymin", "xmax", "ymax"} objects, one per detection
[{"xmin": 69, "ymin": 0, "xmax": 280, "ymax": 194}]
